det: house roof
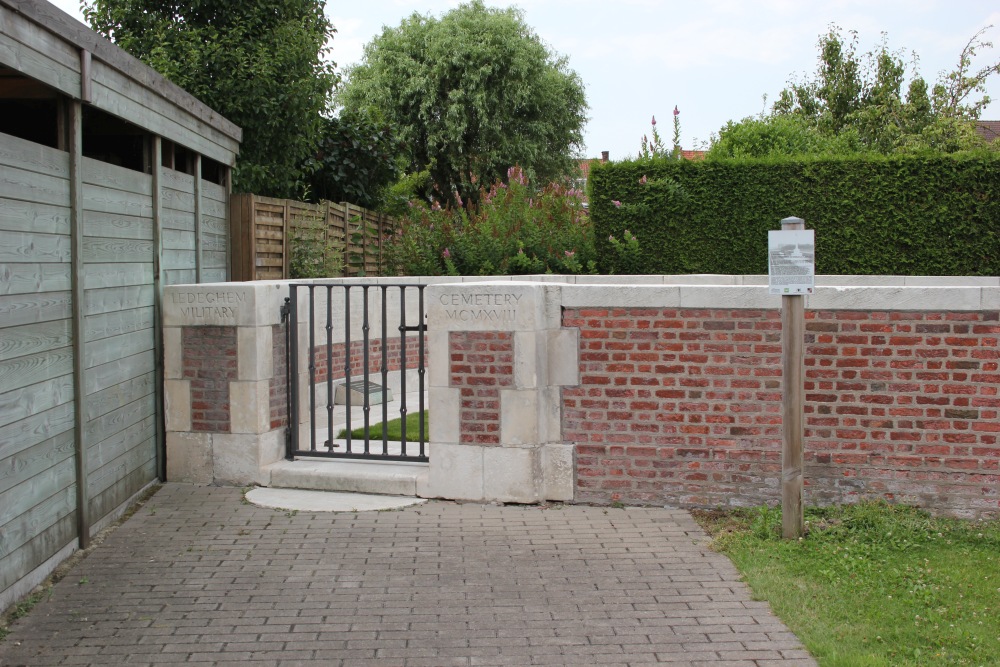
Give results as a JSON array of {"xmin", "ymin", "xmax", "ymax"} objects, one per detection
[
  {"xmin": 976, "ymin": 120, "xmax": 1000, "ymax": 143},
  {"xmin": 578, "ymin": 158, "xmax": 599, "ymax": 179},
  {"xmin": 578, "ymin": 150, "xmax": 707, "ymax": 177}
]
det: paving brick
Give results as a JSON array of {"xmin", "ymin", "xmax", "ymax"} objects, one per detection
[{"xmin": 0, "ymin": 483, "xmax": 816, "ymax": 666}]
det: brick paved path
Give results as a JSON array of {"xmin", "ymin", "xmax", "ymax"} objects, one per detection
[{"xmin": 0, "ymin": 484, "xmax": 815, "ymax": 666}]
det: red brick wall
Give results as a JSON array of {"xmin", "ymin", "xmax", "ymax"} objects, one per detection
[
  {"xmin": 182, "ymin": 326, "xmax": 238, "ymax": 432},
  {"xmin": 270, "ymin": 324, "xmax": 287, "ymax": 430},
  {"xmin": 449, "ymin": 331, "xmax": 514, "ymax": 445},
  {"xmin": 309, "ymin": 336, "xmax": 421, "ymax": 385},
  {"xmin": 563, "ymin": 307, "xmax": 1000, "ymax": 518}
]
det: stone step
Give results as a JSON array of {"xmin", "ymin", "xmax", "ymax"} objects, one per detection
[{"xmin": 266, "ymin": 459, "xmax": 429, "ymax": 497}]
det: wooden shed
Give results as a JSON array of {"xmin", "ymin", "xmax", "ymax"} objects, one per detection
[{"xmin": 1, "ymin": 0, "xmax": 241, "ymax": 610}]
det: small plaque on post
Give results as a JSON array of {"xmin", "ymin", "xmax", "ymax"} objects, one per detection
[{"xmin": 768, "ymin": 229, "xmax": 815, "ymax": 295}]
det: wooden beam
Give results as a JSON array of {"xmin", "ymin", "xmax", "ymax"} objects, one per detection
[
  {"xmin": 79, "ymin": 48, "xmax": 91, "ymax": 103},
  {"xmin": 194, "ymin": 153, "xmax": 202, "ymax": 282},
  {"xmin": 151, "ymin": 136, "xmax": 165, "ymax": 482},
  {"xmin": 0, "ymin": 0, "xmax": 241, "ymax": 142},
  {"xmin": 68, "ymin": 98, "xmax": 90, "ymax": 548},
  {"xmin": 224, "ymin": 166, "xmax": 232, "ymax": 280}
]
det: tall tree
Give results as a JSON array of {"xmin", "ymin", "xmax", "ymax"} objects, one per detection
[
  {"xmin": 338, "ymin": 1, "xmax": 588, "ymax": 205},
  {"xmin": 709, "ymin": 26, "xmax": 998, "ymax": 159},
  {"xmin": 84, "ymin": 0, "xmax": 338, "ymax": 198},
  {"xmin": 303, "ymin": 111, "xmax": 403, "ymax": 209}
]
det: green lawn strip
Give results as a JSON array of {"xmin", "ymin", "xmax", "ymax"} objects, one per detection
[
  {"xmin": 693, "ymin": 503, "xmax": 1000, "ymax": 667},
  {"xmin": 337, "ymin": 411, "xmax": 429, "ymax": 441}
]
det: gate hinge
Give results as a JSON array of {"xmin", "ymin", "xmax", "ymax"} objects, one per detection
[{"xmin": 280, "ymin": 297, "xmax": 290, "ymax": 323}]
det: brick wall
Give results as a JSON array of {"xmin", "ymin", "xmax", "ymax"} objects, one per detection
[
  {"xmin": 270, "ymin": 324, "xmax": 287, "ymax": 430},
  {"xmin": 449, "ymin": 331, "xmax": 514, "ymax": 445},
  {"xmin": 563, "ymin": 307, "xmax": 1000, "ymax": 518},
  {"xmin": 182, "ymin": 326, "xmax": 238, "ymax": 432},
  {"xmin": 309, "ymin": 335, "xmax": 422, "ymax": 385}
]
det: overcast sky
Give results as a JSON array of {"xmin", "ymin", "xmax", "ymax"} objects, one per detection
[{"xmin": 50, "ymin": 0, "xmax": 1000, "ymax": 159}]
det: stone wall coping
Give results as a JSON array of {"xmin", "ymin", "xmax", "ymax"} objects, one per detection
[
  {"xmin": 165, "ymin": 277, "xmax": 1000, "ymax": 330},
  {"xmin": 551, "ymin": 284, "xmax": 1000, "ymax": 311}
]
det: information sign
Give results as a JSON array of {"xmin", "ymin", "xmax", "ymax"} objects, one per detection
[{"xmin": 768, "ymin": 229, "xmax": 815, "ymax": 295}]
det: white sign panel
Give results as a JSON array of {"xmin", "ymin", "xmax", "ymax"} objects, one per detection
[{"xmin": 768, "ymin": 229, "xmax": 815, "ymax": 295}]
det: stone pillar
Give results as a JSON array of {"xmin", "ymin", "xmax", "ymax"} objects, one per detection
[
  {"xmin": 163, "ymin": 282, "xmax": 289, "ymax": 485},
  {"xmin": 425, "ymin": 281, "xmax": 578, "ymax": 502}
]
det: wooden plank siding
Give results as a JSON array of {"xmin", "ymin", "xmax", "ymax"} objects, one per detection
[
  {"xmin": 229, "ymin": 194, "xmax": 399, "ymax": 281},
  {"xmin": 0, "ymin": 0, "xmax": 239, "ymax": 611},
  {"xmin": 0, "ymin": 132, "xmax": 77, "ymax": 602},
  {"xmin": 78, "ymin": 155, "xmax": 158, "ymax": 539}
]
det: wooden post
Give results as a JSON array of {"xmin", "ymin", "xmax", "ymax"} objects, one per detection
[
  {"xmin": 780, "ymin": 216, "xmax": 805, "ymax": 539},
  {"xmin": 68, "ymin": 99, "xmax": 90, "ymax": 549},
  {"xmin": 193, "ymin": 154, "xmax": 203, "ymax": 282},
  {"xmin": 282, "ymin": 200, "xmax": 291, "ymax": 280},
  {"xmin": 224, "ymin": 168, "xmax": 233, "ymax": 280},
  {"xmin": 152, "ymin": 136, "xmax": 165, "ymax": 482}
]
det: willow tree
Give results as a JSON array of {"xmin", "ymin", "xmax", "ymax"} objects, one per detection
[
  {"xmin": 85, "ymin": 0, "xmax": 338, "ymax": 198},
  {"xmin": 339, "ymin": 1, "xmax": 588, "ymax": 205}
]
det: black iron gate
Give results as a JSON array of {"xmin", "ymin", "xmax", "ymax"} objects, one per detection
[{"xmin": 282, "ymin": 283, "xmax": 428, "ymax": 462}]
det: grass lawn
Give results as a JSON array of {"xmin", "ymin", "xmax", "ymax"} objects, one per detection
[
  {"xmin": 337, "ymin": 411, "xmax": 429, "ymax": 441},
  {"xmin": 693, "ymin": 502, "xmax": 1000, "ymax": 667}
]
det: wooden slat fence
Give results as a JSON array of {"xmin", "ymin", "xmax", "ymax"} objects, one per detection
[{"xmin": 229, "ymin": 194, "xmax": 398, "ymax": 280}]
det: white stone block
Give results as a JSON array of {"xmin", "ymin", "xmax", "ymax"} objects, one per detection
[
  {"xmin": 163, "ymin": 326, "xmax": 182, "ymax": 380},
  {"xmin": 230, "ymin": 381, "xmax": 269, "ymax": 434},
  {"xmin": 212, "ymin": 433, "xmax": 265, "ymax": 486},
  {"xmin": 256, "ymin": 281, "xmax": 290, "ymax": 327},
  {"xmin": 983, "ymin": 288, "xmax": 1000, "ymax": 311},
  {"xmin": 808, "ymin": 286, "xmax": 981, "ymax": 311},
  {"xmin": 483, "ymin": 446, "xmax": 540, "ymax": 503},
  {"xmin": 425, "ymin": 442, "xmax": 484, "ymax": 500},
  {"xmin": 429, "ymin": 386, "xmax": 461, "ymax": 444},
  {"xmin": 427, "ymin": 330, "xmax": 451, "ymax": 388},
  {"xmin": 679, "ymin": 285, "xmax": 777, "ymax": 309},
  {"xmin": 163, "ymin": 379, "xmax": 191, "ymax": 432},
  {"xmin": 541, "ymin": 443, "xmax": 575, "ymax": 502},
  {"xmin": 238, "ymin": 325, "xmax": 272, "ymax": 382},
  {"xmin": 547, "ymin": 329, "xmax": 579, "ymax": 386},
  {"xmin": 426, "ymin": 282, "xmax": 544, "ymax": 332},
  {"xmin": 542, "ymin": 285, "xmax": 564, "ymax": 328},
  {"xmin": 538, "ymin": 386, "xmax": 563, "ymax": 444},
  {"xmin": 513, "ymin": 331, "xmax": 539, "ymax": 389},
  {"xmin": 163, "ymin": 284, "xmax": 257, "ymax": 327},
  {"xmin": 166, "ymin": 432, "xmax": 213, "ymax": 484},
  {"xmin": 258, "ymin": 428, "xmax": 286, "ymax": 474},
  {"xmin": 500, "ymin": 389, "xmax": 539, "ymax": 445},
  {"xmin": 561, "ymin": 284, "xmax": 682, "ymax": 308}
]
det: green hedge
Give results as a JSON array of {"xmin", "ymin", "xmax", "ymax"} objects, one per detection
[{"xmin": 589, "ymin": 154, "xmax": 1000, "ymax": 275}]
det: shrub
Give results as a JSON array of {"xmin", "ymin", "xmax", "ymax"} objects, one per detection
[
  {"xmin": 288, "ymin": 213, "xmax": 343, "ymax": 279},
  {"xmin": 590, "ymin": 153, "xmax": 1000, "ymax": 276},
  {"xmin": 387, "ymin": 167, "xmax": 639, "ymax": 276}
]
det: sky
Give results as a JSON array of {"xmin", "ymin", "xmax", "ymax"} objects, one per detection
[{"xmin": 49, "ymin": 0, "xmax": 1000, "ymax": 160}]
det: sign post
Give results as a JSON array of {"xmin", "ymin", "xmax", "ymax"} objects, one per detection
[{"xmin": 768, "ymin": 217, "xmax": 813, "ymax": 539}]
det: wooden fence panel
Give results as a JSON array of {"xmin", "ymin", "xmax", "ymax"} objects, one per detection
[
  {"xmin": 229, "ymin": 194, "xmax": 398, "ymax": 280},
  {"xmin": 0, "ymin": 132, "xmax": 77, "ymax": 600},
  {"xmin": 81, "ymin": 158, "xmax": 158, "ymax": 528}
]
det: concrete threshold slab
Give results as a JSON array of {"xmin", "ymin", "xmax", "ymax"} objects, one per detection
[
  {"xmin": 266, "ymin": 458, "xmax": 428, "ymax": 497},
  {"xmin": 245, "ymin": 487, "xmax": 426, "ymax": 513}
]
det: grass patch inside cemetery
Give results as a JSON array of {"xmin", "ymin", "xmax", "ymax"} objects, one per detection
[
  {"xmin": 337, "ymin": 411, "xmax": 429, "ymax": 442},
  {"xmin": 693, "ymin": 502, "xmax": 1000, "ymax": 666}
]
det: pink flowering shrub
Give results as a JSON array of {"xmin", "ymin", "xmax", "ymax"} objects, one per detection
[{"xmin": 386, "ymin": 167, "xmax": 601, "ymax": 276}]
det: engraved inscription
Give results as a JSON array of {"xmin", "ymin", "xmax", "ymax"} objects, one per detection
[
  {"xmin": 171, "ymin": 291, "xmax": 246, "ymax": 320},
  {"xmin": 440, "ymin": 293, "xmax": 521, "ymax": 323}
]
